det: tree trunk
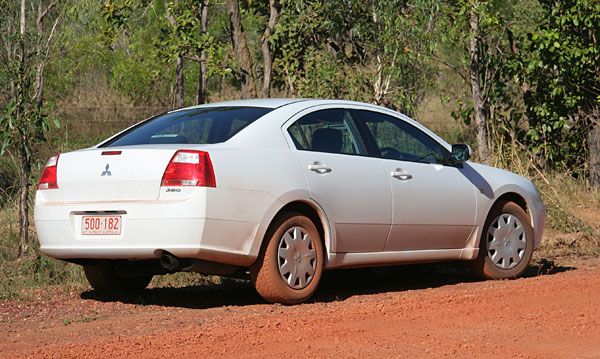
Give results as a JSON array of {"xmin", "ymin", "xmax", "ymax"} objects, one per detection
[
  {"xmin": 469, "ymin": 6, "xmax": 489, "ymax": 162},
  {"xmin": 589, "ymin": 117, "xmax": 600, "ymax": 187},
  {"xmin": 34, "ymin": 2, "xmax": 59, "ymax": 142},
  {"xmin": 13, "ymin": 0, "xmax": 59, "ymax": 258},
  {"xmin": 35, "ymin": 0, "xmax": 45, "ymax": 108},
  {"xmin": 5, "ymin": 9, "xmax": 16, "ymax": 100},
  {"xmin": 196, "ymin": 0, "xmax": 209, "ymax": 105},
  {"xmin": 17, "ymin": 156, "xmax": 31, "ymax": 258},
  {"xmin": 165, "ymin": 0, "xmax": 185, "ymax": 108},
  {"xmin": 261, "ymin": 0, "xmax": 278, "ymax": 98},
  {"xmin": 174, "ymin": 55, "xmax": 184, "ymax": 108},
  {"xmin": 16, "ymin": 0, "xmax": 28, "ymax": 258},
  {"xmin": 227, "ymin": 0, "xmax": 257, "ymax": 98}
]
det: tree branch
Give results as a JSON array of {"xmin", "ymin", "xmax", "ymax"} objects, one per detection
[
  {"xmin": 184, "ymin": 54, "xmax": 206, "ymax": 63},
  {"xmin": 164, "ymin": 0, "xmax": 177, "ymax": 26},
  {"xmin": 428, "ymin": 54, "xmax": 470, "ymax": 86},
  {"xmin": 37, "ymin": 0, "xmax": 57, "ymax": 30}
]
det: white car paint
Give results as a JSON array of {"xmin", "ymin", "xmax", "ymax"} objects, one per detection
[{"xmin": 35, "ymin": 99, "xmax": 545, "ymax": 271}]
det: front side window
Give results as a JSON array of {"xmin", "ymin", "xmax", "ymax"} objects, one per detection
[
  {"xmin": 356, "ymin": 110, "xmax": 449, "ymax": 165},
  {"xmin": 287, "ymin": 109, "xmax": 366, "ymax": 155},
  {"xmin": 101, "ymin": 107, "xmax": 272, "ymax": 147}
]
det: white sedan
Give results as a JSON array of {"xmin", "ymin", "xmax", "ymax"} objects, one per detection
[{"xmin": 35, "ymin": 99, "xmax": 546, "ymax": 304}]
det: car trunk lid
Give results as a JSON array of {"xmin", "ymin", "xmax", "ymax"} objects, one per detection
[{"xmin": 57, "ymin": 147, "xmax": 178, "ymax": 202}]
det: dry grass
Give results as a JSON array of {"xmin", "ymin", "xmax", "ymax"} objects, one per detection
[
  {"xmin": 535, "ymin": 179, "xmax": 600, "ymax": 260},
  {"xmin": 0, "ymin": 204, "xmax": 88, "ymax": 300},
  {"xmin": 416, "ymin": 94, "xmax": 464, "ymax": 136}
]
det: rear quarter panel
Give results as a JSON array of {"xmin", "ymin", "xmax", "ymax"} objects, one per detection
[{"xmin": 207, "ymin": 146, "xmax": 310, "ymax": 260}]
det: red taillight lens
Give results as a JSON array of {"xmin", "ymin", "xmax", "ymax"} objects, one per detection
[
  {"xmin": 37, "ymin": 155, "xmax": 60, "ymax": 190},
  {"xmin": 161, "ymin": 150, "xmax": 216, "ymax": 187},
  {"xmin": 101, "ymin": 151, "xmax": 122, "ymax": 156}
]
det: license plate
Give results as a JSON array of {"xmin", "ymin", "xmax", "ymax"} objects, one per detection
[{"xmin": 81, "ymin": 216, "xmax": 122, "ymax": 235}]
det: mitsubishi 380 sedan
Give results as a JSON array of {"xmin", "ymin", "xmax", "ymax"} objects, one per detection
[{"xmin": 35, "ymin": 99, "xmax": 545, "ymax": 304}]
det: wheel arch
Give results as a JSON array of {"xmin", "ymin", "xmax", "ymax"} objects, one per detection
[
  {"xmin": 491, "ymin": 190, "xmax": 544, "ymax": 250},
  {"xmin": 272, "ymin": 201, "xmax": 326, "ymax": 245},
  {"xmin": 249, "ymin": 195, "xmax": 333, "ymax": 266},
  {"xmin": 493, "ymin": 191, "xmax": 528, "ymax": 213}
]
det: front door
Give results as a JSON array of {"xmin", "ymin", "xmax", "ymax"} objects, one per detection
[{"xmin": 354, "ymin": 109, "xmax": 477, "ymax": 251}]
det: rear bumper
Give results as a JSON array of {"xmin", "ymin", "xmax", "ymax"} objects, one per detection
[
  {"xmin": 34, "ymin": 188, "xmax": 269, "ymax": 267},
  {"xmin": 36, "ymin": 218, "xmax": 257, "ymax": 266}
]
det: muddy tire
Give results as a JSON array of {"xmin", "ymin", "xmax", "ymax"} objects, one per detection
[
  {"xmin": 83, "ymin": 264, "xmax": 152, "ymax": 294},
  {"xmin": 471, "ymin": 201, "xmax": 534, "ymax": 279},
  {"xmin": 250, "ymin": 212, "xmax": 324, "ymax": 305}
]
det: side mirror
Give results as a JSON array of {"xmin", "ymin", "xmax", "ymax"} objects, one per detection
[{"xmin": 451, "ymin": 144, "xmax": 472, "ymax": 164}]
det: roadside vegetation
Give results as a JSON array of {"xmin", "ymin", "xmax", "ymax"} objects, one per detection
[{"xmin": 0, "ymin": 0, "xmax": 599, "ymax": 299}]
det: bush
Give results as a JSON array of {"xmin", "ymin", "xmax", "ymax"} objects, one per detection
[{"xmin": 0, "ymin": 157, "xmax": 19, "ymax": 207}]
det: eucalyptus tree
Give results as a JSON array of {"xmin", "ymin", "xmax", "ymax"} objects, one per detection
[
  {"xmin": 260, "ymin": 0, "xmax": 278, "ymax": 97},
  {"xmin": 0, "ymin": 0, "xmax": 62, "ymax": 257},
  {"xmin": 429, "ymin": 0, "xmax": 539, "ymax": 162},
  {"xmin": 164, "ymin": 0, "xmax": 186, "ymax": 107},
  {"xmin": 514, "ymin": 0, "xmax": 600, "ymax": 184},
  {"xmin": 270, "ymin": 0, "xmax": 435, "ymax": 113},
  {"xmin": 227, "ymin": 0, "xmax": 257, "ymax": 98},
  {"xmin": 352, "ymin": 0, "xmax": 438, "ymax": 114}
]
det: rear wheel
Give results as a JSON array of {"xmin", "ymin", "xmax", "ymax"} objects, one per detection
[
  {"xmin": 250, "ymin": 212, "xmax": 324, "ymax": 304},
  {"xmin": 471, "ymin": 201, "xmax": 534, "ymax": 279},
  {"xmin": 83, "ymin": 264, "xmax": 152, "ymax": 294}
]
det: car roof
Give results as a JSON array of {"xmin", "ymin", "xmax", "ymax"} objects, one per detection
[
  {"xmin": 178, "ymin": 98, "xmax": 305, "ymax": 110},
  {"xmin": 172, "ymin": 98, "xmax": 391, "ymax": 111}
]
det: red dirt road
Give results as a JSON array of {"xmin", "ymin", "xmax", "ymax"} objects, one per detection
[{"xmin": 2, "ymin": 260, "xmax": 600, "ymax": 358}]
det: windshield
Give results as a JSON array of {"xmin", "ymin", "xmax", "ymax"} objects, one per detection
[{"xmin": 100, "ymin": 106, "xmax": 273, "ymax": 147}]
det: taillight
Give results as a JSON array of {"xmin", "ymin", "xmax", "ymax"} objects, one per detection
[
  {"xmin": 37, "ymin": 155, "xmax": 60, "ymax": 190},
  {"xmin": 161, "ymin": 150, "xmax": 216, "ymax": 187},
  {"xmin": 101, "ymin": 151, "xmax": 122, "ymax": 156}
]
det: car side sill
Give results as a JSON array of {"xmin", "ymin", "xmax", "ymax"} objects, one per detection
[{"xmin": 326, "ymin": 248, "xmax": 478, "ymax": 269}]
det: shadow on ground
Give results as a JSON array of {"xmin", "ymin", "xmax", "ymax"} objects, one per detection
[{"xmin": 80, "ymin": 258, "xmax": 575, "ymax": 310}]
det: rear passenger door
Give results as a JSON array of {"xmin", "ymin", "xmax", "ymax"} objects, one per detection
[{"xmin": 285, "ymin": 108, "xmax": 392, "ymax": 253}]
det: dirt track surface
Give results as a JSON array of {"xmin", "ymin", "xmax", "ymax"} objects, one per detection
[{"xmin": 2, "ymin": 259, "xmax": 600, "ymax": 358}]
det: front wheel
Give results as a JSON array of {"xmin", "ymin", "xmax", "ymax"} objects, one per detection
[
  {"xmin": 471, "ymin": 201, "xmax": 534, "ymax": 279},
  {"xmin": 250, "ymin": 212, "xmax": 324, "ymax": 304},
  {"xmin": 83, "ymin": 264, "xmax": 152, "ymax": 294}
]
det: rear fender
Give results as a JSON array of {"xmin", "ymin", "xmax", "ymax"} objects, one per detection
[{"xmin": 249, "ymin": 190, "xmax": 334, "ymax": 264}]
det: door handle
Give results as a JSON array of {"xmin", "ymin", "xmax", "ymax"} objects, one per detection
[
  {"xmin": 392, "ymin": 168, "xmax": 412, "ymax": 181},
  {"xmin": 308, "ymin": 162, "xmax": 332, "ymax": 174}
]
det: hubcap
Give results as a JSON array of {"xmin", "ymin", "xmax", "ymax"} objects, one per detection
[
  {"xmin": 487, "ymin": 214, "xmax": 527, "ymax": 270},
  {"xmin": 277, "ymin": 226, "xmax": 317, "ymax": 289}
]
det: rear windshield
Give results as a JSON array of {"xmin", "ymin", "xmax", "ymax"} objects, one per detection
[{"xmin": 100, "ymin": 106, "xmax": 273, "ymax": 147}]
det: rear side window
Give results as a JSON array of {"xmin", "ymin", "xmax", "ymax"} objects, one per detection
[
  {"xmin": 100, "ymin": 107, "xmax": 272, "ymax": 147},
  {"xmin": 287, "ymin": 109, "xmax": 367, "ymax": 155}
]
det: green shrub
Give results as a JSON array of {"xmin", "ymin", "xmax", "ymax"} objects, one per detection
[{"xmin": 0, "ymin": 157, "xmax": 19, "ymax": 206}]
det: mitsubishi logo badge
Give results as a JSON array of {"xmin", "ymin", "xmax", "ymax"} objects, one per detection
[{"xmin": 101, "ymin": 164, "xmax": 112, "ymax": 176}]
